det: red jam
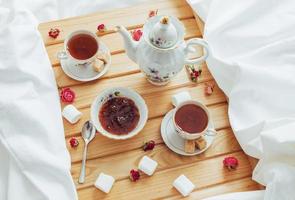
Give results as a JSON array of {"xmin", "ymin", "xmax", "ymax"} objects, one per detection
[{"xmin": 99, "ymin": 97, "xmax": 140, "ymax": 135}]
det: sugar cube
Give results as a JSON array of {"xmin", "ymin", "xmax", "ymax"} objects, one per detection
[
  {"xmin": 138, "ymin": 156, "xmax": 158, "ymax": 176},
  {"xmin": 171, "ymin": 91, "xmax": 191, "ymax": 107},
  {"xmin": 195, "ymin": 136, "xmax": 207, "ymax": 150},
  {"xmin": 185, "ymin": 140, "xmax": 195, "ymax": 153},
  {"xmin": 173, "ymin": 175, "xmax": 195, "ymax": 197},
  {"xmin": 62, "ymin": 104, "xmax": 82, "ymax": 124},
  {"xmin": 94, "ymin": 173, "xmax": 115, "ymax": 193}
]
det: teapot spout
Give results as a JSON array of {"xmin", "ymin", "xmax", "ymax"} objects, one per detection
[{"xmin": 115, "ymin": 25, "xmax": 138, "ymax": 63}]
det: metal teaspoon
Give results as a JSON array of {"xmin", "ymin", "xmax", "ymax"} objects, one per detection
[{"xmin": 78, "ymin": 120, "xmax": 96, "ymax": 184}]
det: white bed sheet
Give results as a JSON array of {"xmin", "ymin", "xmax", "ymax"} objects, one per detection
[{"xmin": 187, "ymin": 0, "xmax": 295, "ymax": 199}]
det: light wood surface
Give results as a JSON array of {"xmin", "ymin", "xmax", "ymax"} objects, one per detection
[{"xmin": 39, "ymin": 0, "xmax": 262, "ymax": 199}]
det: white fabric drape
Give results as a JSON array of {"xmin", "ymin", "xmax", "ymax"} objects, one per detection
[
  {"xmin": 0, "ymin": 8, "xmax": 78, "ymax": 199},
  {"xmin": 187, "ymin": 0, "xmax": 295, "ymax": 199}
]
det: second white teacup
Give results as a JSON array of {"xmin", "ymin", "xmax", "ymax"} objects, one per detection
[{"xmin": 172, "ymin": 100, "xmax": 211, "ymax": 140}]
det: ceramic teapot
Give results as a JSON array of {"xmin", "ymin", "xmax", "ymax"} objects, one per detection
[{"xmin": 116, "ymin": 15, "xmax": 209, "ymax": 86}]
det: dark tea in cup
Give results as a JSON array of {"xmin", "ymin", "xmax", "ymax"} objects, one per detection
[
  {"xmin": 67, "ymin": 33, "xmax": 98, "ymax": 60},
  {"xmin": 174, "ymin": 104, "xmax": 208, "ymax": 133}
]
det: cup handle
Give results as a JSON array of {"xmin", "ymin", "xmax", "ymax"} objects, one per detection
[
  {"xmin": 184, "ymin": 38, "xmax": 209, "ymax": 65},
  {"xmin": 57, "ymin": 50, "xmax": 68, "ymax": 60},
  {"xmin": 205, "ymin": 128, "xmax": 218, "ymax": 137}
]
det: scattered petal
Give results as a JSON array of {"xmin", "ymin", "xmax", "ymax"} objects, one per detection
[
  {"xmin": 97, "ymin": 24, "xmax": 106, "ymax": 32},
  {"xmin": 69, "ymin": 137, "xmax": 79, "ymax": 148},
  {"xmin": 48, "ymin": 28, "xmax": 60, "ymax": 39},
  {"xmin": 205, "ymin": 86, "xmax": 213, "ymax": 95},
  {"xmin": 143, "ymin": 140, "xmax": 156, "ymax": 151},
  {"xmin": 223, "ymin": 156, "xmax": 239, "ymax": 170},
  {"xmin": 60, "ymin": 88, "xmax": 76, "ymax": 103},
  {"xmin": 129, "ymin": 169, "xmax": 140, "ymax": 181},
  {"xmin": 148, "ymin": 9, "xmax": 158, "ymax": 18},
  {"xmin": 205, "ymin": 82, "xmax": 215, "ymax": 96},
  {"xmin": 131, "ymin": 29, "xmax": 143, "ymax": 41}
]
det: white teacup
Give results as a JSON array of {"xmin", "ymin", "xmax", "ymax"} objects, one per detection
[
  {"xmin": 173, "ymin": 100, "xmax": 212, "ymax": 140},
  {"xmin": 171, "ymin": 91, "xmax": 217, "ymax": 140},
  {"xmin": 57, "ymin": 30, "xmax": 99, "ymax": 65}
]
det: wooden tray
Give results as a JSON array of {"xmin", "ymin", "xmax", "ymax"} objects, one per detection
[{"xmin": 39, "ymin": 0, "xmax": 262, "ymax": 199}]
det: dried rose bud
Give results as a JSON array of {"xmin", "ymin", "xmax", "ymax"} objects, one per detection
[
  {"xmin": 129, "ymin": 169, "xmax": 140, "ymax": 182},
  {"xmin": 143, "ymin": 140, "xmax": 155, "ymax": 151},
  {"xmin": 190, "ymin": 71, "xmax": 200, "ymax": 82},
  {"xmin": 148, "ymin": 9, "xmax": 158, "ymax": 18},
  {"xmin": 97, "ymin": 24, "xmax": 106, "ymax": 32},
  {"xmin": 60, "ymin": 88, "xmax": 76, "ymax": 103},
  {"xmin": 205, "ymin": 82, "xmax": 215, "ymax": 96},
  {"xmin": 131, "ymin": 29, "xmax": 143, "ymax": 41},
  {"xmin": 193, "ymin": 70, "xmax": 200, "ymax": 78},
  {"xmin": 205, "ymin": 86, "xmax": 213, "ymax": 95},
  {"xmin": 48, "ymin": 28, "xmax": 60, "ymax": 39},
  {"xmin": 223, "ymin": 156, "xmax": 239, "ymax": 170},
  {"xmin": 69, "ymin": 137, "xmax": 79, "ymax": 148},
  {"xmin": 186, "ymin": 65, "xmax": 202, "ymax": 82}
]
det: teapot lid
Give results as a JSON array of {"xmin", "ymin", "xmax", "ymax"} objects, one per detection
[{"xmin": 144, "ymin": 15, "xmax": 185, "ymax": 49}]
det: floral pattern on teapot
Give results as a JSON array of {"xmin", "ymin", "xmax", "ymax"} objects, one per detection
[
  {"xmin": 143, "ymin": 67, "xmax": 177, "ymax": 85},
  {"xmin": 150, "ymin": 37, "xmax": 175, "ymax": 49}
]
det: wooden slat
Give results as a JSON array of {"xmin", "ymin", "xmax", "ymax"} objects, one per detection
[
  {"xmin": 67, "ymin": 101, "xmax": 229, "ymax": 163},
  {"xmin": 64, "ymin": 101, "xmax": 229, "ymax": 138},
  {"xmin": 165, "ymin": 177, "xmax": 262, "ymax": 200},
  {"xmin": 77, "ymin": 152, "xmax": 252, "ymax": 199},
  {"xmin": 71, "ymin": 128, "xmax": 241, "ymax": 190},
  {"xmin": 47, "ymin": 18, "xmax": 202, "ymax": 67},
  {"xmin": 54, "ymin": 53, "xmax": 137, "ymax": 88},
  {"xmin": 39, "ymin": 0, "xmax": 195, "ymax": 46},
  {"xmin": 63, "ymin": 91, "xmax": 228, "ymax": 138},
  {"xmin": 55, "ymin": 54, "xmax": 207, "ymax": 88},
  {"xmin": 193, "ymin": 12, "xmax": 205, "ymax": 35},
  {"xmin": 60, "ymin": 67, "xmax": 212, "ymax": 109}
]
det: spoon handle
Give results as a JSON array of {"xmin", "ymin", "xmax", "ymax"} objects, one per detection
[{"xmin": 78, "ymin": 144, "xmax": 88, "ymax": 183}]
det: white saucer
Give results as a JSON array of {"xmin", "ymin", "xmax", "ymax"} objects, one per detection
[
  {"xmin": 59, "ymin": 41, "xmax": 111, "ymax": 82},
  {"xmin": 161, "ymin": 109, "xmax": 216, "ymax": 156}
]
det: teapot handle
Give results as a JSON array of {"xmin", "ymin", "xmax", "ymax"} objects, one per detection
[{"xmin": 184, "ymin": 38, "xmax": 209, "ymax": 65}]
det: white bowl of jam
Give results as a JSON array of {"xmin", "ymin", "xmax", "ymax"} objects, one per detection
[{"xmin": 91, "ymin": 87, "xmax": 148, "ymax": 140}]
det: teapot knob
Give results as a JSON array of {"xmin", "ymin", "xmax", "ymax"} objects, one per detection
[
  {"xmin": 161, "ymin": 16, "xmax": 169, "ymax": 25},
  {"xmin": 149, "ymin": 16, "xmax": 178, "ymax": 49}
]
